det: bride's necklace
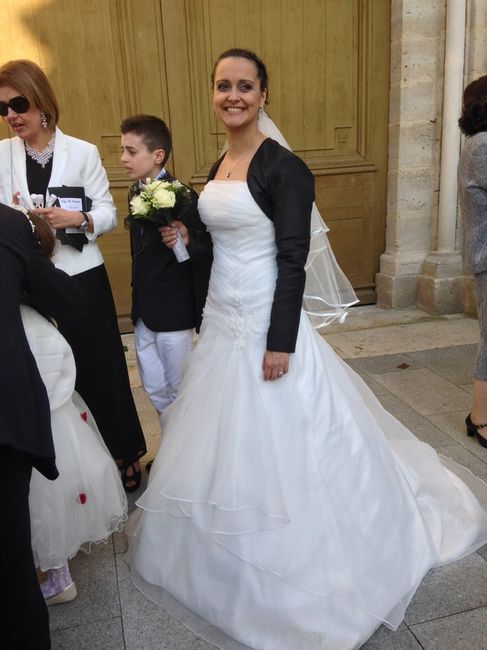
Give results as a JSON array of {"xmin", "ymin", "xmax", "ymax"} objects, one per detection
[
  {"xmin": 223, "ymin": 151, "xmax": 252, "ymax": 178},
  {"xmin": 25, "ymin": 132, "xmax": 55, "ymax": 168},
  {"xmin": 223, "ymin": 136, "xmax": 266, "ymax": 178}
]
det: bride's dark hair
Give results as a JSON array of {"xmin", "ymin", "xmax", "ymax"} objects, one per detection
[{"xmin": 211, "ymin": 48, "xmax": 269, "ymax": 102}]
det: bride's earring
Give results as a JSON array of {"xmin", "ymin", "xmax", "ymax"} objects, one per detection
[{"xmin": 41, "ymin": 112, "xmax": 48, "ymax": 129}]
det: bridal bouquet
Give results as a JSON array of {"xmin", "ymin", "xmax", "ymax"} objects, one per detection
[{"xmin": 129, "ymin": 178, "xmax": 191, "ymax": 262}]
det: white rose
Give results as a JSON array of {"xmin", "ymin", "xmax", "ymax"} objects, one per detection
[
  {"xmin": 130, "ymin": 194, "xmax": 149, "ymax": 216},
  {"xmin": 152, "ymin": 187, "xmax": 176, "ymax": 209},
  {"xmin": 146, "ymin": 180, "xmax": 170, "ymax": 192}
]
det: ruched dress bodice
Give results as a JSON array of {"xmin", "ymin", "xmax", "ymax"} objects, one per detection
[{"xmin": 199, "ymin": 181, "xmax": 277, "ymax": 348}]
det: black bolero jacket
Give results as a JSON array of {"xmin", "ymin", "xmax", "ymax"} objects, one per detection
[
  {"xmin": 0, "ymin": 204, "xmax": 85, "ymax": 478},
  {"xmin": 207, "ymin": 138, "xmax": 314, "ymax": 352}
]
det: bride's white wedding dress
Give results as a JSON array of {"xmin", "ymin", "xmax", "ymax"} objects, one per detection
[{"xmin": 128, "ymin": 181, "xmax": 487, "ymax": 650}]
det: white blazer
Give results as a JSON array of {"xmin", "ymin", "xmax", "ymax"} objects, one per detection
[{"xmin": 0, "ymin": 127, "xmax": 117, "ymax": 276}]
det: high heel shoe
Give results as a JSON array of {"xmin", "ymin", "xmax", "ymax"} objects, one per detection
[
  {"xmin": 465, "ymin": 413, "xmax": 487, "ymax": 448},
  {"xmin": 120, "ymin": 462, "xmax": 141, "ymax": 493}
]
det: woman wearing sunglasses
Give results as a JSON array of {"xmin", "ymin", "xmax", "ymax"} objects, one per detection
[{"xmin": 0, "ymin": 60, "xmax": 146, "ymax": 496}]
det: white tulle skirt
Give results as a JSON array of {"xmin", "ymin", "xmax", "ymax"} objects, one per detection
[{"xmin": 30, "ymin": 393, "xmax": 127, "ymax": 571}]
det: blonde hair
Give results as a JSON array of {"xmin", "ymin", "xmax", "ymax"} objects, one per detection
[{"xmin": 0, "ymin": 59, "xmax": 59, "ymax": 129}]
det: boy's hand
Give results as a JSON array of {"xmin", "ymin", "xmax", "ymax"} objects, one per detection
[{"xmin": 159, "ymin": 220, "xmax": 189, "ymax": 247}]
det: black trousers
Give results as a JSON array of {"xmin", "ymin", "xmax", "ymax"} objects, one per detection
[
  {"xmin": 56, "ymin": 264, "xmax": 146, "ymax": 466},
  {"xmin": 0, "ymin": 446, "xmax": 50, "ymax": 649}
]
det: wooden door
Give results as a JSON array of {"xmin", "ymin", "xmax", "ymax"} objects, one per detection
[
  {"xmin": 0, "ymin": 0, "xmax": 390, "ymax": 327},
  {"xmin": 160, "ymin": 0, "xmax": 391, "ymax": 304}
]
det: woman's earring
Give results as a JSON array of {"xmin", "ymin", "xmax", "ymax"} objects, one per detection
[{"xmin": 41, "ymin": 112, "xmax": 48, "ymax": 129}]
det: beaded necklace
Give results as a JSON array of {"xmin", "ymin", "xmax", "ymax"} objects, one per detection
[{"xmin": 25, "ymin": 132, "xmax": 56, "ymax": 168}]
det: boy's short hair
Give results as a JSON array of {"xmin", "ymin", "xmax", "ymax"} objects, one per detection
[{"xmin": 120, "ymin": 114, "xmax": 172, "ymax": 166}]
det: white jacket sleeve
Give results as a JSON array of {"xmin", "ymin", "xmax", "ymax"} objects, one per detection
[{"xmin": 81, "ymin": 143, "xmax": 117, "ymax": 240}]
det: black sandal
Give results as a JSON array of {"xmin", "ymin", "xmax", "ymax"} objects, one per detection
[
  {"xmin": 121, "ymin": 462, "xmax": 142, "ymax": 493},
  {"xmin": 466, "ymin": 414, "xmax": 487, "ymax": 448}
]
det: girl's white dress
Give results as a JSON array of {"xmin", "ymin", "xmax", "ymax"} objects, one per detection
[
  {"xmin": 128, "ymin": 182, "xmax": 487, "ymax": 650},
  {"xmin": 22, "ymin": 305, "xmax": 127, "ymax": 571}
]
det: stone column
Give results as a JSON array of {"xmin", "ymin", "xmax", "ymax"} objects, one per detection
[
  {"xmin": 376, "ymin": 0, "xmax": 445, "ymax": 308},
  {"xmin": 417, "ymin": 0, "xmax": 467, "ymax": 314}
]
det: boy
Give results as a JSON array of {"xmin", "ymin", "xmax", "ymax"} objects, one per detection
[{"xmin": 120, "ymin": 115, "xmax": 212, "ymax": 452}]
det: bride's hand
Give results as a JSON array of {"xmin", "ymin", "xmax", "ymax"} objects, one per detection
[
  {"xmin": 262, "ymin": 350, "xmax": 289, "ymax": 381},
  {"xmin": 159, "ymin": 220, "xmax": 189, "ymax": 247}
]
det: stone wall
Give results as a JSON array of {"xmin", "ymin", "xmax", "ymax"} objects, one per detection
[
  {"xmin": 376, "ymin": 0, "xmax": 446, "ymax": 309},
  {"xmin": 377, "ymin": 0, "xmax": 487, "ymax": 314}
]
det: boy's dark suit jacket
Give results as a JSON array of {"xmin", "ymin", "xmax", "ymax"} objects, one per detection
[
  {"xmin": 128, "ymin": 172, "xmax": 212, "ymax": 333},
  {"xmin": 0, "ymin": 204, "xmax": 85, "ymax": 479}
]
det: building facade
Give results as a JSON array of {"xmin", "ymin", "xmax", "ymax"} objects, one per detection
[
  {"xmin": 0, "ymin": 1, "xmax": 484, "ymax": 325},
  {"xmin": 378, "ymin": 0, "xmax": 486, "ymax": 316}
]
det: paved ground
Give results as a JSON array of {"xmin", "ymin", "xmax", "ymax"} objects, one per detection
[{"xmin": 48, "ymin": 307, "xmax": 487, "ymax": 649}]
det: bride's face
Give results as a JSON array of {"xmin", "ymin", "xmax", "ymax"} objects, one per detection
[{"xmin": 213, "ymin": 57, "xmax": 266, "ymax": 131}]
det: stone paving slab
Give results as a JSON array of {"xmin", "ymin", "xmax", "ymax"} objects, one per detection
[
  {"xmin": 404, "ymin": 554, "xmax": 487, "ymax": 625},
  {"xmin": 408, "ymin": 345, "xmax": 477, "ymax": 386},
  {"xmin": 324, "ymin": 318, "xmax": 480, "ymax": 359},
  {"xmin": 410, "ymin": 606, "xmax": 487, "ymax": 649},
  {"xmin": 346, "ymin": 353, "xmax": 422, "ymax": 375},
  {"xmin": 370, "ymin": 367, "xmax": 472, "ymax": 416},
  {"xmin": 51, "ymin": 617, "xmax": 125, "ymax": 649},
  {"xmin": 375, "ymin": 393, "xmax": 454, "ymax": 449}
]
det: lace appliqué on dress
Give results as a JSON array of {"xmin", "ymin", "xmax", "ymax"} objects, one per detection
[{"xmin": 227, "ymin": 296, "xmax": 257, "ymax": 348}]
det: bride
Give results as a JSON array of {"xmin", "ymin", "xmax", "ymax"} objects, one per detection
[{"xmin": 127, "ymin": 48, "xmax": 487, "ymax": 650}]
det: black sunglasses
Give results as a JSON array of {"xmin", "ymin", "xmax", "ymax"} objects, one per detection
[{"xmin": 0, "ymin": 95, "xmax": 30, "ymax": 117}]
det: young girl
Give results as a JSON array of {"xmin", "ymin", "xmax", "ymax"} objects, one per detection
[{"xmin": 24, "ymin": 216, "xmax": 128, "ymax": 604}]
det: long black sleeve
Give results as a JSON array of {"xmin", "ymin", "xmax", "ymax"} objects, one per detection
[{"xmin": 265, "ymin": 154, "xmax": 313, "ymax": 352}]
